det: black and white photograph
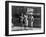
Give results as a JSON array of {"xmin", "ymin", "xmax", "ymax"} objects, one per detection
[
  {"xmin": 12, "ymin": 6, "xmax": 41, "ymax": 31},
  {"xmin": 5, "ymin": 1, "xmax": 45, "ymax": 36}
]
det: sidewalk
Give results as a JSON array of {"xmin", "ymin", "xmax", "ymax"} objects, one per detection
[{"xmin": 12, "ymin": 26, "xmax": 40, "ymax": 31}]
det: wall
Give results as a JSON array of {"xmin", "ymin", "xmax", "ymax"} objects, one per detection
[{"xmin": 0, "ymin": 0, "xmax": 46, "ymax": 37}]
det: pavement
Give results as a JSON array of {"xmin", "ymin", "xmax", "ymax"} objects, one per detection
[{"xmin": 12, "ymin": 26, "xmax": 40, "ymax": 31}]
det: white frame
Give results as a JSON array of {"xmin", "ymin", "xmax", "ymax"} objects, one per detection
[{"xmin": 8, "ymin": 2, "xmax": 44, "ymax": 35}]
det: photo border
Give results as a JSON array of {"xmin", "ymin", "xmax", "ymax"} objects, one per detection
[{"xmin": 5, "ymin": 1, "xmax": 45, "ymax": 36}]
